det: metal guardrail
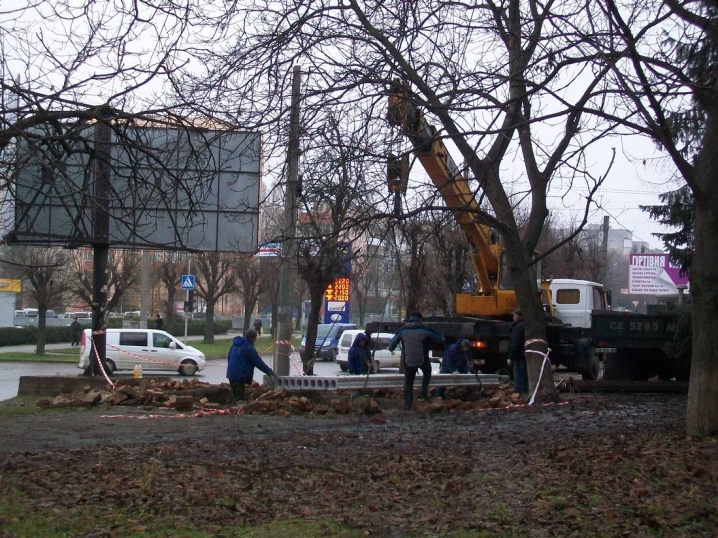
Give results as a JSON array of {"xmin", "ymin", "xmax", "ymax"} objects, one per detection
[{"xmin": 270, "ymin": 373, "xmax": 509, "ymax": 391}]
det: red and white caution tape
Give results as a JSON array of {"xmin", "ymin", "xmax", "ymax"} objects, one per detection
[
  {"xmin": 524, "ymin": 338, "xmax": 551, "ymax": 406},
  {"xmin": 101, "ymin": 406, "xmax": 245, "ymax": 419},
  {"xmin": 105, "ymin": 342, "xmax": 186, "ymax": 369},
  {"xmin": 274, "ymin": 340, "xmax": 304, "ymax": 375},
  {"xmin": 478, "ymin": 400, "xmax": 571, "ymax": 412},
  {"xmin": 89, "ymin": 331, "xmax": 115, "ymax": 389}
]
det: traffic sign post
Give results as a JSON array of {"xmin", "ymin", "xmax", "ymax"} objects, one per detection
[{"xmin": 181, "ymin": 271, "xmax": 195, "ymax": 342}]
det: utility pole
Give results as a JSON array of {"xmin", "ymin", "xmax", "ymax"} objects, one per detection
[
  {"xmin": 601, "ymin": 215, "xmax": 610, "ymax": 258},
  {"xmin": 601, "ymin": 215, "xmax": 610, "ymax": 282},
  {"xmin": 275, "ymin": 66, "xmax": 301, "ymax": 376},
  {"xmin": 90, "ymin": 118, "xmax": 111, "ymax": 376},
  {"xmin": 140, "ymin": 250, "xmax": 150, "ymax": 329}
]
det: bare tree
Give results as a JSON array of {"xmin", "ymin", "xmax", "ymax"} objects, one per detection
[
  {"xmin": 11, "ymin": 246, "xmax": 69, "ymax": 354},
  {"xmin": 179, "ymin": 0, "xmax": 622, "ymax": 403},
  {"xmin": 587, "ymin": 0, "xmax": 718, "ymax": 435},
  {"xmin": 292, "ymin": 112, "xmax": 382, "ymax": 373},
  {"xmin": 393, "ymin": 216, "xmax": 430, "ymax": 316},
  {"xmin": 153, "ymin": 252, "xmax": 186, "ymax": 325},
  {"xmin": 193, "ymin": 252, "xmax": 239, "ymax": 344},
  {"xmin": 67, "ymin": 249, "xmax": 142, "ymax": 314},
  {"xmin": 291, "ymin": 274, "xmax": 308, "ymax": 332},
  {"xmin": 424, "ymin": 217, "xmax": 473, "ymax": 317},
  {"xmin": 0, "ymin": 2, "xmax": 210, "ymax": 224},
  {"xmin": 538, "ymin": 223, "xmax": 613, "ymax": 284},
  {"xmin": 235, "ymin": 253, "xmax": 262, "ymax": 334}
]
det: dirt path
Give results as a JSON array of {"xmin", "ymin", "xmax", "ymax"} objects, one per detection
[{"xmin": 0, "ymin": 392, "xmax": 683, "ymax": 453}]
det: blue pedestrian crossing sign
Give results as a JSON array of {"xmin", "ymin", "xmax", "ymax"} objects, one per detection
[{"xmin": 181, "ymin": 275, "xmax": 195, "ymax": 290}]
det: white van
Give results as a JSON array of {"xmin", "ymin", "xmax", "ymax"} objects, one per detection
[
  {"xmin": 78, "ymin": 329, "xmax": 206, "ymax": 376},
  {"xmin": 336, "ymin": 329, "xmax": 401, "ymax": 372}
]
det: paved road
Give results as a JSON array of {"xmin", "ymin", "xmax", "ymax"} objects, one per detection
[
  {"xmin": 0, "ymin": 333, "xmax": 344, "ymax": 401},
  {"xmin": 0, "ymin": 332, "xmax": 234, "ymax": 354}
]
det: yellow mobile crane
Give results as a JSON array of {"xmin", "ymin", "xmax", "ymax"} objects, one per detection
[
  {"xmin": 377, "ymin": 82, "xmax": 613, "ymax": 381},
  {"xmin": 387, "ymin": 80, "xmax": 546, "ymax": 318}
]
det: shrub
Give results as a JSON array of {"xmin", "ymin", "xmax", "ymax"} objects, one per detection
[{"xmin": 0, "ymin": 320, "xmax": 231, "ymax": 347}]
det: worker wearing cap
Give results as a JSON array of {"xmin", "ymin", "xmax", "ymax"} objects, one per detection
[
  {"xmin": 226, "ymin": 329, "xmax": 278, "ymax": 404},
  {"xmin": 508, "ymin": 309, "xmax": 528, "ymax": 394},
  {"xmin": 435, "ymin": 339, "xmax": 472, "ymax": 399},
  {"xmin": 388, "ymin": 311, "xmax": 445, "ymax": 410}
]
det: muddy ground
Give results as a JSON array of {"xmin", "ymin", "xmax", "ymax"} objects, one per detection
[{"xmin": 0, "ymin": 389, "xmax": 717, "ymax": 537}]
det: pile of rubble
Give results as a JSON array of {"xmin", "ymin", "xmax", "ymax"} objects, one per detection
[{"xmin": 35, "ymin": 378, "xmax": 524, "ymax": 415}]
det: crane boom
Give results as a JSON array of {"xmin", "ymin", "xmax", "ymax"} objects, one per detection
[{"xmin": 388, "ymin": 82, "xmax": 520, "ymax": 316}]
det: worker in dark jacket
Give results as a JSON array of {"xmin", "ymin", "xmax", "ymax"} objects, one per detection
[
  {"xmin": 435, "ymin": 339, "xmax": 471, "ymax": 399},
  {"xmin": 70, "ymin": 317, "xmax": 83, "ymax": 346},
  {"xmin": 388, "ymin": 311, "xmax": 445, "ymax": 410},
  {"xmin": 226, "ymin": 329, "xmax": 277, "ymax": 404},
  {"xmin": 508, "ymin": 309, "xmax": 528, "ymax": 394},
  {"xmin": 348, "ymin": 332, "xmax": 372, "ymax": 375}
]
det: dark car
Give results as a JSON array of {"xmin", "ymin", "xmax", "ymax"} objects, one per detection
[{"xmin": 299, "ymin": 323, "xmax": 357, "ymax": 362}]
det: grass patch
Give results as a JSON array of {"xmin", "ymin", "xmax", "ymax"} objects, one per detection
[
  {"xmin": 0, "ymin": 395, "xmax": 46, "ymax": 416},
  {"xmin": 192, "ymin": 335, "xmax": 302, "ymax": 360},
  {"xmin": 0, "ymin": 500, "xmax": 363, "ymax": 538},
  {"xmin": 0, "ymin": 335, "xmax": 303, "ymax": 362},
  {"xmin": 0, "ymin": 396, "xmax": 106, "ymax": 417},
  {"xmin": 0, "ymin": 351, "xmax": 78, "ymax": 362}
]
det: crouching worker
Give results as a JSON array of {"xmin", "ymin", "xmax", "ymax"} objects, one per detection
[
  {"xmin": 435, "ymin": 338, "xmax": 471, "ymax": 399},
  {"xmin": 226, "ymin": 329, "xmax": 278, "ymax": 404},
  {"xmin": 348, "ymin": 332, "xmax": 373, "ymax": 375}
]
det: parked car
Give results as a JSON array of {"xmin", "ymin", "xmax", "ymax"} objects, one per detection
[
  {"xmin": 336, "ymin": 329, "xmax": 401, "ymax": 372},
  {"xmin": 77, "ymin": 328, "xmax": 206, "ymax": 376},
  {"xmin": 63, "ymin": 311, "xmax": 92, "ymax": 320},
  {"xmin": 64, "ymin": 311, "xmax": 93, "ymax": 326},
  {"xmin": 18, "ymin": 308, "xmax": 56, "ymax": 318},
  {"xmin": 299, "ymin": 323, "xmax": 357, "ymax": 362}
]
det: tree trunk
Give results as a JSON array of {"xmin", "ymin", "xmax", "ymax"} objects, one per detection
[
  {"xmin": 504, "ymin": 234, "xmax": 560, "ymax": 404},
  {"xmin": 242, "ymin": 293, "xmax": 257, "ymax": 335},
  {"xmin": 686, "ymin": 113, "xmax": 718, "ymax": 436},
  {"xmin": 35, "ymin": 312, "xmax": 47, "ymax": 355},
  {"xmin": 525, "ymin": 339, "xmax": 559, "ymax": 404},
  {"xmin": 203, "ymin": 301, "xmax": 215, "ymax": 344},
  {"xmin": 302, "ymin": 289, "xmax": 324, "ymax": 375},
  {"xmin": 166, "ymin": 287, "xmax": 176, "ymax": 324}
]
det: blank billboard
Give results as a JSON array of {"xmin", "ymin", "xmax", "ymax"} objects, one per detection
[{"xmin": 11, "ymin": 123, "xmax": 261, "ymax": 252}]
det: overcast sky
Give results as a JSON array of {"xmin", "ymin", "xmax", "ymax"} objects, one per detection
[{"xmin": 558, "ymin": 136, "xmax": 679, "ymax": 251}]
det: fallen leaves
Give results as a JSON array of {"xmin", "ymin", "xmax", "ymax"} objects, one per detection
[{"xmin": 0, "ymin": 391, "xmax": 716, "ymax": 536}]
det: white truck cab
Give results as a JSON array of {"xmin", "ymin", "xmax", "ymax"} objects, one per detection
[{"xmin": 548, "ymin": 279, "xmax": 608, "ymax": 328}]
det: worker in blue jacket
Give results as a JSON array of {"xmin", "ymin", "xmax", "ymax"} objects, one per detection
[
  {"xmin": 435, "ymin": 339, "xmax": 471, "ymax": 399},
  {"xmin": 226, "ymin": 329, "xmax": 277, "ymax": 404},
  {"xmin": 388, "ymin": 311, "xmax": 445, "ymax": 410},
  {"xmin": 348, "ymin": 332, "xmax": 373, "ymax": 375}
]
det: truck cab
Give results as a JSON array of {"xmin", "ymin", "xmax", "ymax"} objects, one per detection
[{"xmin": 549, "ymin": 279, "xmax": 607, "ymax": 328}]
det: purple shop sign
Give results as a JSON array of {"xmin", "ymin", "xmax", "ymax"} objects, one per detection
[{"xmin": 629, "ymin": 254, "xmax": 689, "ymax": 295}]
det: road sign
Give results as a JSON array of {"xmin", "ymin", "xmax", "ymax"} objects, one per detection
[{"xmin": 181, "ymin": 275, "xmax": 195, "ymax": 290}]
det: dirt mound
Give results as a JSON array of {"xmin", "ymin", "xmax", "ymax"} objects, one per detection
[{"xmin": 34, "ymin": 378, "xmax": 524, "ymax": 416}]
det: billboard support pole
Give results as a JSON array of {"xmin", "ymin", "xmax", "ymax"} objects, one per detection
[
  {"xmin": 275, "ymin": 66, "xmax": 301, "ymax": 376},
  {"xmin": 90, "ymin": 117, "xmax": 112, "ymax": 376}
]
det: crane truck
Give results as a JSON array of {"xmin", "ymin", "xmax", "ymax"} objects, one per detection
[
  {"xmin": 368, "ymin": 81, "xmax": 687, "ymax": 382},
  {"xmin": 367, "ymin": 81, "xmax": 605, "ymax": 379}
]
